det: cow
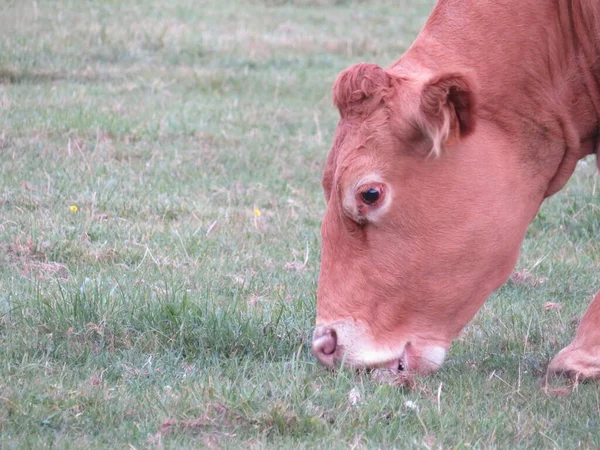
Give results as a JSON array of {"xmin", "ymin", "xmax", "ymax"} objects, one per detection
[{"xmin": 311, "ymin": 0, "xmax": 600, "ymax": 380}]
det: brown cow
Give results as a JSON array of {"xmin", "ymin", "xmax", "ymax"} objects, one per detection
[{"xmin": 312, "ymin": 0, "xmax": 600, "ymax": 379}]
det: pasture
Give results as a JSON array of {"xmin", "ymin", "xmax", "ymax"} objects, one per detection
[{"xmin": 1, "ymin": 0, "xmax": 599, "ymax": 448}]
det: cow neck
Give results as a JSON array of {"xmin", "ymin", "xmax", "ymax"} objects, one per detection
[
  {"xmin": 555, "ymin": 1, "xmax": 600, "ymax": 179},
  {"xmin": 571, "ymin": 4, "xmax": 600, "ymax": 169},
  {"xmin": 528, "ymin": 1, "xmax": 600, "ymax": 196},
  {"xmin": 403, "ymin": 0, "xmax": 600, "ymax": 196}
]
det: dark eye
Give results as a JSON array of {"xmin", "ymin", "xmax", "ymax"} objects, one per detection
[{"xmin": 361, "ymin": 188, "xmax": 380, "ymax": 204}]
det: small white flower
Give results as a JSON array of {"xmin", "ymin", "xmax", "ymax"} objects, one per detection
[
  {"xmin": 348, "ymin": 387, "xmax": 361, "ymax": 407},
  {"xmin": 403, "ymin": 400, "xmax": 418, "ymax": 411}
]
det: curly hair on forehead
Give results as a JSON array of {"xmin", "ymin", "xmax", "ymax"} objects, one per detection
[
  {"xmin": 332, "ymin": 63, "xmax": 393, "ymax": 118},
  {"xmin": 332, "ymin": 62, "xmax": 477, "ymax": 157}
]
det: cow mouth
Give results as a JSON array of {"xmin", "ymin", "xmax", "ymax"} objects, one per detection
[
  {"xmin": 336, "ymin": 344, "xmax": 410, "ymax": 372},
  {"xmin": 334, "ymin": 351, "xmax": 408, "ymax": 372},
  {"xmin": 381, "ymin": 351, "xmax": 408, "ymax": 372}
]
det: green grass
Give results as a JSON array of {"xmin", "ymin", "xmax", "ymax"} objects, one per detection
[{"xmin": 1, "ymin": 0, "xmax": 599, "ymax": 448}]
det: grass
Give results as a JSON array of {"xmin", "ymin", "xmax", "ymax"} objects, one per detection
[{"xmin": 0, "ymin": 0, "xmax": 599, "ymax": 448}]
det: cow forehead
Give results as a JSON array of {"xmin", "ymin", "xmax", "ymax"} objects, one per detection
[
  {"xmin": 322, "ymin": 122, "xmax": 357, "ymax": 195},
  {"xmin": 331, "ymin": 114, "xmax": 393, "ymax": 166}
]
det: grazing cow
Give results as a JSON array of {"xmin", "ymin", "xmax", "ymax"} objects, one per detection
[{"xmin": 312, "ymin": 0, "xmax": 600, "ymax": 379}]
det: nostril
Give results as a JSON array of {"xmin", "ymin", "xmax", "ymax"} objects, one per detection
[
  {"xmin": 321, "ymin": 330, "xmax": 337, "ymax": 355},
  {"xmin": 312, "ymin": 328, "xmax": 337, "ymax": 358}
]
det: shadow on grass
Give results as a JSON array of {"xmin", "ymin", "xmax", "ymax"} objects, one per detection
[{"xmin": 0, "ymin": 67, "xmax": 115, "ymax": 85}]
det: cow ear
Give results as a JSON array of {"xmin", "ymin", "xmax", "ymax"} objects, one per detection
[
  {"xmin": 418, "ymin": 72, "xmax": 476, "ymax": 156},
  {"xmin": 333, "ymin": 63, "xmax": 390, "ymax": 116}
]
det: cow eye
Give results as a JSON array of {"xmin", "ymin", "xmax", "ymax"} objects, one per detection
[
  {"xmin": 361, "ymin": 188, "xmax": 380, "ymax": 205},
  {"xmin": 350, "ymin": 181, "xmax": 388, "ymax": 222}
]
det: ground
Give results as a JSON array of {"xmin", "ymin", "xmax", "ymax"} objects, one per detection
[{"xmin": 0, "ymin": 0, "xmax": 599, "ymax": 448}]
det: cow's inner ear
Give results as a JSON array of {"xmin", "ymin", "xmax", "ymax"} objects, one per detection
[{"xmin": 417, "ymin": 72, "xmax": 477, "ymax": 156}]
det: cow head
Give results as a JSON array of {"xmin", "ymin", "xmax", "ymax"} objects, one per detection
[{"xmin": 312, "ymin": 63, "xmax": 543, "ymax": 373}]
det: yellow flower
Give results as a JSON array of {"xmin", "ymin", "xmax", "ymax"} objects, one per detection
[
  {"xmin": 69, "ymin": 205, "xmax": 79, "ymax": 213},
  {"xmin": 253, "ymin": 208, "xmax": 261, "ymax": 217}
]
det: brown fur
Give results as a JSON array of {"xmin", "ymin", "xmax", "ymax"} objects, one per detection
[
  {"xmin": 314, "ymin": 0, "xmax": 600, "ymax": 378},
  {"xmin": 332, "ymin": 63, "xmax": 391, "ymax": 118},
  {"xmin": 547, "ymin": 291, "xmax": 600, "ymax": 381}
]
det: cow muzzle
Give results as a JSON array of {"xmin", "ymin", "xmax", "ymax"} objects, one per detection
[
  {"xmin": 311, "ymin": 326, "xmax": 338, "ymax": 366},
  {"xmin": 311, "ymin": 320, "xmax": 405, "ymax": 369},
  {"xmin": 311, "ymin": 320, "xmax": 448, "ymax": 373}
]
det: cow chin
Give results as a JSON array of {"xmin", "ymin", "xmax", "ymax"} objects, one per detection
[{"xmin": 311, "ymin": 319, "xmax": 448, "ymax": 374}]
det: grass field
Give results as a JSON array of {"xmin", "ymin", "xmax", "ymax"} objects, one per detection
[{"xmin": 1, "ymin": 1, "xmax": 599, "ymax": 448}]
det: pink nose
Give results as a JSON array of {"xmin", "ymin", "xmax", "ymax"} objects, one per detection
[{"xmin": 312, "ymin": 326, "xmax": 337, "ymax": 366}]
